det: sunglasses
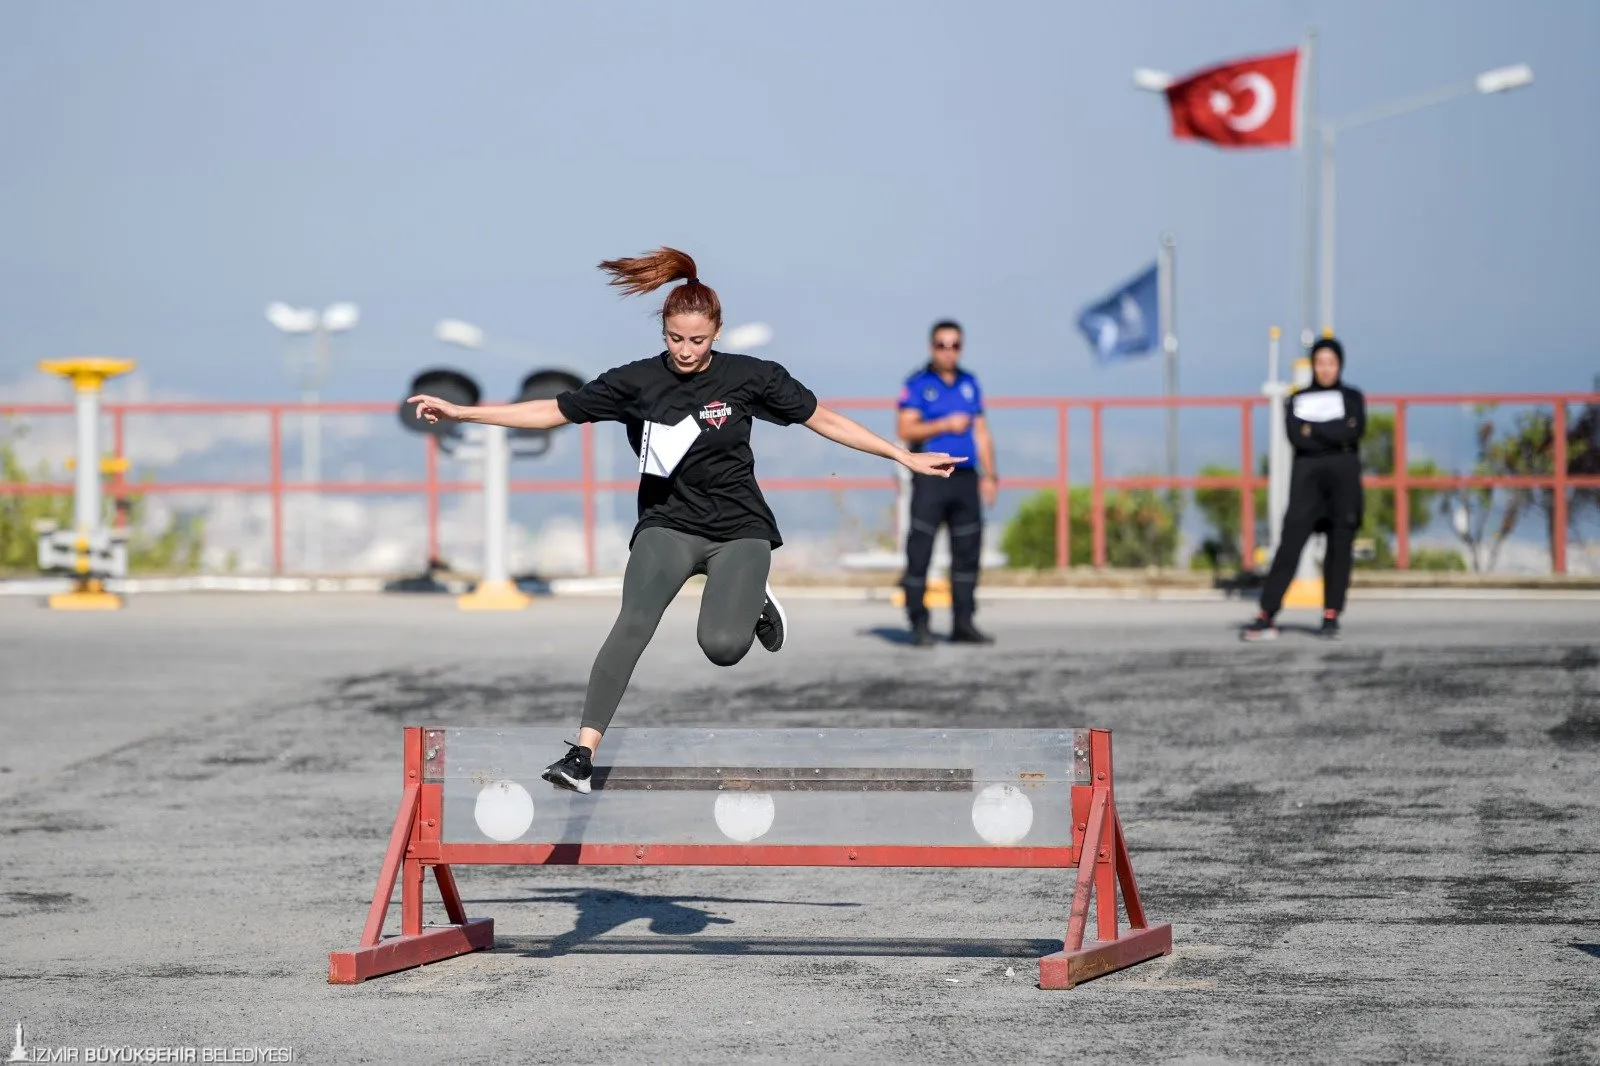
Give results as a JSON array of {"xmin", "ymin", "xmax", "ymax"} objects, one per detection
[{"xmin": 932, "ymin": 342, "xmax": 962, "ymax": 351}]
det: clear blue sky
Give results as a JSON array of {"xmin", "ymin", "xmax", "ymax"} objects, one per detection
[{"xmin": 1, "ymin": 0, "xmax": 1594, "ymax": 408}]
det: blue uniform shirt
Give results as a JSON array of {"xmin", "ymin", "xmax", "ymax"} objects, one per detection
[{"xmin": 898, "ymin": 366, "xmax": 983, "ymax": 469}]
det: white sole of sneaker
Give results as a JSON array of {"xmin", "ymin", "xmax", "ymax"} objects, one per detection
[
  {"xmin": 543, "ymin": 769, "xmax": 591, "ymax": 794},
  {"xmin": 763, "ymin": 581, "xmax": 788, "ymax": 652}
]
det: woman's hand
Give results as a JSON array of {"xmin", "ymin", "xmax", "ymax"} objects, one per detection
[
  {"xmin": 409, "ymin": 394, "xmax": 465, "ymax": 425},
  {"xmin": 901, "ymin": 451, "xmax": 964, "ymax": 477}
]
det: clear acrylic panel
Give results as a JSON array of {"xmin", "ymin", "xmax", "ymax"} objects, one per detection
[{"xmin": 436, "ymin": 727, "xmax": 1088, "ymax": 848}]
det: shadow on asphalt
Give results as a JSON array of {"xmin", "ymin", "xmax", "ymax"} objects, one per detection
[
  {"xmin": 466, "ymin": 887, "xmax": 865, "ymax": 958},
  {"xmin": 861, "ymin": 625, "xmax": 918, "ymax": 646}
]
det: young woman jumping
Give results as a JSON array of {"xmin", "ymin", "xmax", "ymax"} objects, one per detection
[{"xmin": 408, "ymin": 247, "xmax": 963, "ymax": 793}]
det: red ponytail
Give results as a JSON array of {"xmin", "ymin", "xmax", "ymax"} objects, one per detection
[{"xmin": 597, "ymin": 246, "xmax": 722, "ymax": 328}]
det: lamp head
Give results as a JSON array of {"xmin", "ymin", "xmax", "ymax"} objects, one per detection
[
  {"xmin": 265, "ymin": 303, "xmax": 318, "ymax": 334},
  {"xmin": 435, "ymin": 318, "xmax": 486, "ymax": 350},
  {"xmin": 321, "ymin": 303, "xmax": 360, "ymax": 333},
  {"xmin": 1476, "ymin": 64, "xmax": 1533, "ymax": 94},
  {"xmin": 1132, "ymin": 68, "xmax": 1174, "ymax": 92}
]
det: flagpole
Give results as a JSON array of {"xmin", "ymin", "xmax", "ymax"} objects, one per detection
[
  {"xmin": 1158, "ymin": 233, "xmax": 1178, "ymax": 482},
  {"xmin": 1298, "ymin": 27, "xmax": 1319, "ymax": 353},
  {"xmin": 1292, "ymin": 28, "xmax": 1326, "ymax": 597},
  {"xmin": 1268, "ymin": 25, "xmax": 1317, "ymax": 563}
]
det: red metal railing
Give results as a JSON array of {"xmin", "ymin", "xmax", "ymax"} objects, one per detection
[{"xmin": 2, "ymin": 393, "xmax": 1597, "ymax": 575}]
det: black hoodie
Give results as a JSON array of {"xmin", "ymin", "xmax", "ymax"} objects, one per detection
[{"xmin": 1286, "ymin": 338, "xmax": 1366, "ymax": 459}]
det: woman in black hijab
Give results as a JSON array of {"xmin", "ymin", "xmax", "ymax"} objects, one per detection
[{"xmin": 1242, "ymin": 336, "xmax": 1366, "ymax": 641}]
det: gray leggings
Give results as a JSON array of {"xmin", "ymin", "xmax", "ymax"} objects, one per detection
[{"xmin": 580, "ymin": 526, "xmax": 772, "ymax": 735}]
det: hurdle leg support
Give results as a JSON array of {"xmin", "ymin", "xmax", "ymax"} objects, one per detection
[
  {"xmin": 1038, "ymin": 923, "xmax": 1174, "ymax": 990},
  {"xmin": 1039, "ymin": 785, "xmax": 1172, "ymax": 989},
  {"xmin": 328, "ymin": 758, "xmax": 494, "ymax": 984},
  {"xmin": 328, "ymin": 914, "xmax": 496, "ymax": 984}
]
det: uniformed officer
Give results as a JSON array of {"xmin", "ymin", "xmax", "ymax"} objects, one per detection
[{"xmin": 896, "ymin": 320, "xmax": 998, "ymax": 647}]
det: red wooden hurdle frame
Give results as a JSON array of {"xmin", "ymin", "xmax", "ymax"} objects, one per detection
[{"xmin": 328, "ymin": 726, "xmax": 1172, "ymax": 989}]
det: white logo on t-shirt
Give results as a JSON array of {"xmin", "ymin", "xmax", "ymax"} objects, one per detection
[
  {"xmin": 699, "ymin": 401, "xmax": 732, "ymax": 429},
  {"xmin": 638, "ymin": 415, "xmax": 702, "ymax": 478},
  {"xmin": 1292, "ymin": 391, "xmax": 1346, "ymax": 423}
]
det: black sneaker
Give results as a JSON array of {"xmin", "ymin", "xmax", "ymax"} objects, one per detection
[
  {"xmin": 949, "ymin": 621, "xmax": 995, "ymax": 645},
  {"xmin": 1318, "ymin": 615, "xmax": 1341, "ymax": 639},
  {"xmin": 1240, "ymin": 616, "xmax": 1279, "ymax": 642},
  {"xmin": 541, "ymin": 742, "xmax": 593, "ymax": 794},
  {"xmin": 755, "ymin": 583, "xmax": 787, "ymax": 652},
  {"xmin": 909, "ymin": 620, "xmax": 935, "ymax": 647}
]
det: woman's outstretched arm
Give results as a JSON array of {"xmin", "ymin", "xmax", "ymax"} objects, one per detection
[
  {"xmin": 803, "ymin": 404, "xmax": 963, "ymax": 477},
  {"xmin": 408, "ymin": 395, "xmax": 570, "ymax": 431}
]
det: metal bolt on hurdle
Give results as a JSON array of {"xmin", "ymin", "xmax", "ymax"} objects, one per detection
[
  {"xmin": 329, "ymin": 725, "xmax": 1172, "ymax": 989},
  {"xmin": 35, "ymin": 358, "xmax": 137, "ymax": 610}
]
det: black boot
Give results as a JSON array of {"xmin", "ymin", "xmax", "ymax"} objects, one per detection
[
  {"xmin": 949, "ymin": 619, "xmax": 995, "ymax": 645},
  {"xmin": 909, "ymin": 619, "xmax": 936, "ymax": 647}
]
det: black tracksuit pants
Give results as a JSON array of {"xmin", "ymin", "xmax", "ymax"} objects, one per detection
[
  {"xmin": 580, "ymin": 527, "xmax": 770, "ymax": 735},
  {"xmin": 902, "ymin": 468, "xmax": 983, "ymax": 625},
  {"xmin": 1259, "ymin": 451, "xmax": 1363, "ymax": 617}
]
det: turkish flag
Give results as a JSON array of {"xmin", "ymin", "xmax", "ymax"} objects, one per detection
[{"xmin": 1166, "ymin": 48, "xmax": 1300, "ymax": 148}]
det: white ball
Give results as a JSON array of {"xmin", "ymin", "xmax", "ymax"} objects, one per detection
[
  {"xmin": 474, "ymin": 780, "xmax": 535, "ymax": 842},
  {"xmin": 713, "ymin": 791, "xmax": 776, "ymax": 842},
  {"xmin": 971, "ymin": 783, "xmax": 1034, "ymax": 845}
]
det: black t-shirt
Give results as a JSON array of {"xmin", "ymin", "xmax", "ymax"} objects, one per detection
[{"xmin": 555, "ymin": 351, "xmax": 819, "ymax": 548}]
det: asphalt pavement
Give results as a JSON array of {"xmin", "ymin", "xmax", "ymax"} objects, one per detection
[{"xmin": 1, "ymin": 593, "xmax": 1595, "ymax": 1065}]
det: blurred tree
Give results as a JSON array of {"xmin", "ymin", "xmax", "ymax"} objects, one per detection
[
  {"xmin": 1443, "ymin": 399, "xmax": 1599, "ymax": 570},
  {"xmin": 0, "ymin": 427, "xmax": 206, "ymax": 574},
  {"xmin": 1002, "ymin": 486, "xmax": 1178, "ymax": 569},
  {"xmin": 1191, "ymin": 458, "xmax": 1268, "ymax": 570},
  {"xmin": 1355, "ymin": 409, "xmax": 1451, "ymax": 568},
  {"xmin": 0, "ymin": 428, "xmax": 71, "ymax": 571}
]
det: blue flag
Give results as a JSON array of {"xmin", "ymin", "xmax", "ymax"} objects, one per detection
[{"xmin": 1077, "ymin": 263, "xmax": 1160, "ymax": 363}]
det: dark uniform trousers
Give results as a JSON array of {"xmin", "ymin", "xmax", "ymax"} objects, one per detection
[
  {"xmin": 1258, "ymin": 451, "xmax": 1364, "ymax": 616},
  {"xmin": 903, "ymin": 468, "xmax": 983, "ymax": 625}
]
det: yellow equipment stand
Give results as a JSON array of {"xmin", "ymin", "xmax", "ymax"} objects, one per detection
[
  {"xmin": 458, "ymin": 579, "xmax": 532, "ymax": 611},
  {"xmin": 38, "ymin": 358, "xmax": 136, "ymax": 610},
  {"xmin": 1252, "ymin": 548, "xmax": 1325, "ymax": 610},
  {"xmin": 889, "ymin": 578, "xmax": 953, "ymax": 610},
  {"xmin": 50, "ymin": 576, "xmax": 123, "ymax": 611},
  {"xmin": 1282, "ymin": 577, "xmax": 1325, "ymax": 609}
]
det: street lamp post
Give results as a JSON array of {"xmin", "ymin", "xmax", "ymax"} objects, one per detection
[
  {"xmin": 1132, "ymin": 54, "xmax": 1533, "ymax": 571},
  {"xmin": 433, "ymin": 319, "xmax": 523, "ymax": 607},
  {"xmin": 265, "ymin": 301, "xmax": 360, "ymax": 574},
  {"xmin": 1317, "ymin": 63, "xmax": 1532, "ymax": 335},
  {"xmin": 433, "ymin": 319, "xmax": 617, "ymax": 568}
]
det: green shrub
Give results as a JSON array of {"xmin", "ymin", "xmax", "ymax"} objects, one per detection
[{"xmin": 1002, "ymin": 487, "xmax": 1178, "ymax": 569}]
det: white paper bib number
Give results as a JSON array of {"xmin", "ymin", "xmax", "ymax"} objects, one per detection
[
  {"xmin": 638, "ymin": 415, "xmax": 703, "ymax": 478},
  {"xmin": 1292, "ymin": 390, "xmax": 1346, "ymax": 423}
]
